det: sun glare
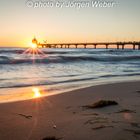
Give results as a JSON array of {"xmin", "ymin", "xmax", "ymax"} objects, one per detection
[
  {"xmin": 22, "ymin": 38, "xmax": 46, "ymax": 62},
  {"xmin": 31, "ymin": 43, "xmax": 37, "ymax": 49},
  {"xmin": 32, "ymin": 87, "xmax": 41, "ymax": 98}
]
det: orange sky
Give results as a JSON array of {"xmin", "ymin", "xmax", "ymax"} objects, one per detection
[{"xmin": 0, "ymin": 0, "xmax": 140, "ymax": 47}]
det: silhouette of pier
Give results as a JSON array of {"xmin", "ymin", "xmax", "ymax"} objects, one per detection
[
  {"xmin": 32, "ymin": 37, "xmax": 140, "ymax": 50},
  {"xmin": 39, "ymin": 41, "xmax": 140, "ymax": 50}
]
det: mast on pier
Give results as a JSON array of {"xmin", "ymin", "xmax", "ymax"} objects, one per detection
[{"xmin": 32, "ymin": 36, "xmax": 38, "ymax": 45}]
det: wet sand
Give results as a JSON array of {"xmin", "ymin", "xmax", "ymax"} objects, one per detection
[{"xmin": 0, "ymin": 81, "xmax": 140, "ymax": 140}]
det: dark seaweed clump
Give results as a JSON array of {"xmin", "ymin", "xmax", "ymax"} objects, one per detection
[
  {"xmin": 83, "ymin": 100, "xmax": 118, "ymax": 109},
  {"xmin": 42, "ymin": 136, "xmax": 62, "ymax": 140}
]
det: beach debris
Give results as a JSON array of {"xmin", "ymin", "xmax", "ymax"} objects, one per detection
[
  {"xmin": 42, "ymin": 136, "xmax": 63, "ymax": 140},
  {"xmin": 18, "ymin": 113, "xmax": 32, "ymax": 119},
  {"xmin": 124, "ymin": 129, "xmax": 140, "ymax": 135},
  {"xmin": 130, "ymin": 122, "xmax": 140, "ymax": 128},
  {"xmin": 84, "ymin": 120, "xmax": 108, "ymax": 125},
  {"xmin": 92, "ymin": 125, "xmax": 114, "ymax": 130},
  {"xmin": 84, "ymin": 116, "xmax": 108, "ymax": 125},
  {"xmin": 136, "ymin": 90, "xmax": 140, "ymax": 93},
  {"xmin": 83, "ymin": 100, "xmax": 118, "ymax": 109},
  {"xmin": 82, "ymin": 113, "xmax": 99, "ymax": 116},
  {"xmin": 53, "ymin": 124, "xmax": 57, "ymax": 129},
  {"xmin": 66, "ymin": 106, "xmax": 72, "ymax": 109},
  {"xmin": 84, "ymin": 119, "xmax": 93, "ymax": 125},
  {"xmin": 115, "ymin": 109, "xmax": 136, "ymax": 113}
]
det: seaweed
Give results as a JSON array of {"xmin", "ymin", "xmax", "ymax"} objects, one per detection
[
  {"xmin": 82, "ymin": 113, "xmax": 99, "ymax": 116},
  {"xmin": 18, "ymin": 114, "xmax": 32, "ymax": 119},
  {"xmin": 136, "ymin": 90, "xmax": 140, "ymax": 93},
  {"xmin": 124, "ymin": 129, "xmax": 140, "ymax": 135},
  {"xmin": 115, "ymin": 109, "xmax": 136, "ymax": 113},
  {"xmin": 130, "ymin": 122, "xmax": 140, "ymax": 128},
  {"xmin": 83, "ymin": 100, "xmax": 118, "ymax": 109},
  {"xmin": 92, "ymin": 125, "xmax": 114, "ymax": 130},
  {"xmin": 84, "ymin": 116, "xmax": 108, "ymax": 125},
  {"xmin": 42, "ymin": 136, "xmax": 63, "ymax": 140}
]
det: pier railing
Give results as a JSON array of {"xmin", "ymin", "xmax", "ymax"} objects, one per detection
[{"xmin": 39, "ymin": 42, "xmax": 140, "ymax": 50}]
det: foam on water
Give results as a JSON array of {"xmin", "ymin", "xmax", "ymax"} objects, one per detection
[{"xmin": 0, "ymin": 47, "xmax": 140, "ymax": 102}]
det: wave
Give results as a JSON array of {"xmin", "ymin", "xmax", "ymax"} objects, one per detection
[
  {"xmin": 0, "ymin": 50, "xmax": 24, "ymax": 54},
  {"xmin": 0, "ymin": 77, "xmax": 95, "ymax": 89},
  {"xmin": 100, "ymin": 73, "xmax": 140, "ymax": 78},
  {"xmin": 0, "ymin": 48, "xmax": 137, "ymax": 55},
  {"xmin": 0, "ymin": 49, "xmax": 87, "ymax": 55},
  {"xmin": 0, "ymin": 55, "xmax": 140, "ymax": 65},
  {"xmin": 1, "ymin": 72, "xmax": 140, "ymax": 89}
]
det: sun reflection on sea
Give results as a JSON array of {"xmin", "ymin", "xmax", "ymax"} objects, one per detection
[
  {"xmin": 0, "ymin": 86, "xmax": 48, "ymax": 103},
  {"xmin": 32, "ymin": 87, "xmax": 41, "ymax": 98}
]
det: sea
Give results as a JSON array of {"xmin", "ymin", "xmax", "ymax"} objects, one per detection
[{"xmin": 0, "ymin": 47, "xmax": 140, "ymax": 103}]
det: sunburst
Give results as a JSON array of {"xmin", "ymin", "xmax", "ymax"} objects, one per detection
[{"xmin": 22, "ymin": 39, "xmax": 46, "ymax": 63}]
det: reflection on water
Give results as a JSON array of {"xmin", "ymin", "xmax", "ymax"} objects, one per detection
[
  {"xmin": 32, "ymin": 87, "xmax": 41, "ymax": 98},
  {"xmin": 0, "ymin": 87, "xmax": 45, "ymax": 103}
]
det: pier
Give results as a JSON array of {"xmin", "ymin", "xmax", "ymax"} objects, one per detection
[
  {"xmin": 38, "ymin": 41, "xmax": 140, "ymax": 50},
  {"xmin": 31, "ymin": 38, "xmax": 140, "ymax": 50}
]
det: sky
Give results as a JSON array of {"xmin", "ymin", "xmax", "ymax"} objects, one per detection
[{"xmin": 0, "ymin": 0, "xmax": 140, "ymax": 47}]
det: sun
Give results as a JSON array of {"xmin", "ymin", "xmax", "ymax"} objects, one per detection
[
  {"xmin": 31, "ymin": 43, "xmax": 37, "ymax": 49},
  {"xmin": 22, "ymin": 37, "xmax": 46, "ymax": 62},
  {"xmin": 32, "ymin": 87, "xmax": 41, "ymax": 98}
]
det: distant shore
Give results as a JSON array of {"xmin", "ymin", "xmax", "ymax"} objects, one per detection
[{"xmin": 0, "ymin": 81, "xmax": 140, "ymax": 140}]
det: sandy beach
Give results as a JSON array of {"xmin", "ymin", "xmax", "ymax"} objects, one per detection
[{"xmin": 0, "ymin": 81, "xmax": 140, "ymax": 140}]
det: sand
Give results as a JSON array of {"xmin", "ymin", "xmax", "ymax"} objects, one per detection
[{"xmin": 0, "ymin": 81, "xmax": 140, "ymax": 140}]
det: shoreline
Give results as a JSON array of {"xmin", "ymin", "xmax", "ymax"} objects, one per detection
[
  {"xmin": 0, "ymin": 77, "xmax": 140, "ymax": 104},
  {"xmin": 0, "ymin": 80, "xmax": 140, "ymax": 140}
]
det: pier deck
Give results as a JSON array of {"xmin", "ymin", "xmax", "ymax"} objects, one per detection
[{"xmin": 38, "ymin": 42, "xmax": 140, "ymax": 50}]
